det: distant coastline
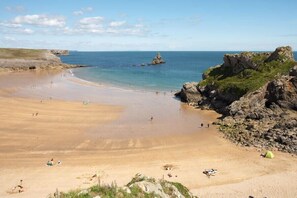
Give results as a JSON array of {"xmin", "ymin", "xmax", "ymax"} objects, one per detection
[{"xmin": 0, "ymin": 48, "xmax": 83, "ymax": 73}]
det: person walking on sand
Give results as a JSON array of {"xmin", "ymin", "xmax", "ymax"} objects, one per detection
[
  {"xmin": 207, "ymin": 123, "xmax": 210, "ymax": 128},
  {"xmin": 201, "ymin": 123, "xmax": 204, "ymax": 127},
  {"xmin": 150, "ymin": 116, "xmax": 154, "ymax": 121}
]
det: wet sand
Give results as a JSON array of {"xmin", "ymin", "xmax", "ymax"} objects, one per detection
[{"xmin": 0, "ymin": 70, "xmax": 296, "ymax": 198}]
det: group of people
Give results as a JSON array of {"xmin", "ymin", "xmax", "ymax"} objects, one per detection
[
  {"xmin": 32, "ymin": 112, "xmax": 39, "ymax": 116},
  {"xmin": 46, "ymin": 158, "xmax": 61, "ymax": 166},
  {"xmin": 201, "ymin": 123, "xmax": 210, "ymax": 128}
]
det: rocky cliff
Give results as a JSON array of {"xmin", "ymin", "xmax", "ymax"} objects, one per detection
[
  {"xmin": 176, "ymin": 46, "xmax": 297, "ymax": 154},
  {"xmin": 0, "ymin": 48, "xmax": 80, "ymax": 72}
]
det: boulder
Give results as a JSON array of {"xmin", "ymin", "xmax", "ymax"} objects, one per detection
[
  {"xmin": 175, "ymin": 82, "xmax": 202, "ymax": 103},
  {"xmin": 223, "ymin": 52, "xmax": 259, "ymax": 73},
  {"xmin": 265, "ymin": 46, "xmax": 294, "ymax": 62},
  {"xmin": 289, "ymin": 65, "xmax": 297, "ymax": 76},
  {"xmin": 265, "ymin": 76, "xmax": 297, "ymax": 110}
]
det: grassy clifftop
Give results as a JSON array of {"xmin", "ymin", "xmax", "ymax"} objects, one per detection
[
  {"xmin": 200, "ymin": 58, "xmax": 296, "ymax": 99},
  {"xmin": 0, "ymin": 48, "xmax": 49, "ymax": 60},
  {"xmin": 199, "ymin": 48, "xmax": 296, "ymax": 99},
  {"xmin": 0, "ymin": 48, "xmax": 80, "ymax": 72}
]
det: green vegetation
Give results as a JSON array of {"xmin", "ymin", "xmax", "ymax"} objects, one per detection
[
  {"xmin": 161, "ymin": 181, "xmax": 192, "ymax": 198},
  {"xmin": 169, "ymin": 182, "xmax": 191, "ymax": 198},
  {"xmin": 126, "ymin": 175, "xmax": 156, "ymax": 186},
  {"xmin": 251, "ymin": 53, "xmax": 269, "ymax": 65},
  {"xmin": 52, "ymin": 175, "xmax": 194, "ymax": 198},
  {"xmin": 199, "ymin": 58, "xmax": 296, "ymax": 100},
  {"xmin": 58, "ymin": 184, "xmax": 158, "ymax": 198},
  {"xmin": 0, "ymin": 48, "xmax": 46, "ymax": 59}
]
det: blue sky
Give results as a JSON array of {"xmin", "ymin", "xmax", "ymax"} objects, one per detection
[{"xmin": 0, "ymin": 0, "xmax": 296, "ymax": 51}]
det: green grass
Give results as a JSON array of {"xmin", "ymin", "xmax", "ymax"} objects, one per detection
[
  {"xmin": 169, "ymin": 182, "xmax": 192, "ymax": 198},
  {"xmin": 56, "ymin": 175, "xmax": 193, "ymax": 198},
  {"xmin": 0, "ymin": 48, "xmax": 47, "ymax": 59},
  {"xmin": 127, "ymin": 175, "xmax": 156, "ymax": 186},
  {"xmin": 59, "ymin": 185, "xmax": 159, "ymax": 198},
  {"xmin": 199, "ymin": 59, "xmax": 296, "ymax": 100},
  {"xmin": 60, "ymin": 190, "xmax": 92, "ymax": 198}
]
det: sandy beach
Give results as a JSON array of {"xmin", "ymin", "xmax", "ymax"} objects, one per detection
[{"xmin": 0, "ymin": 70, "xmax": 297, "ymax": 198}]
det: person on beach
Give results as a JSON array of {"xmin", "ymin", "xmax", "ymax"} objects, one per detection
[
  {"xmin": 47, "ymin": 158, "xmax": 54, "ymax": 166},
  {"xmin": 207, "ymin": 123, "xmax": 210, "ymax": 128},
  {"xmin": 12, "ymin": 180, "xmax": 24, "ymax": 193},
  {"xmin": 201, "ymin": 123, "xmax": 204, "ymax": 127},
  {"xmin": 150, "ymin": 116, "xmax": 154, "ymax": 121}
]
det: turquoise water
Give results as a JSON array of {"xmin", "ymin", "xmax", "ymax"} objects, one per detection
[{"xmin": 61, "ymin": 51, "xmax": 297, "ymax": 92}]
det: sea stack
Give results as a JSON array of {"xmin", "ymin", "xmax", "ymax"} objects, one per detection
[{"xmin": 151, "ymin": 52, "xmax": 165, "ymax": 65}]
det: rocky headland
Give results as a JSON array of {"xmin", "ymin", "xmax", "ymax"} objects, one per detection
[
  {"xmin": 0, "ymin": 48, "xmax": 82, "ymax": 72},
  {"xmin": 176, "ymin": 46, "xmax": 297, "ymax": 154}
]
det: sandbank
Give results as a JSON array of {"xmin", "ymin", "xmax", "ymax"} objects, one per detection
[{"xmin": 0, "ymin": 70, "xmax": 296, "ymax": 198}]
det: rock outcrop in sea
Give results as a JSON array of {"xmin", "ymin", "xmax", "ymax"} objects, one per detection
[
  {"xmin": 176, "ymin": 46, "xmax": 297, "ymax": 154},
  {"xmin": 0, "ymin": 48, "xmax": 82, "ymax": 72},
  {"xmin": 152, "ymin": 52, "xmax": 165, "ymax": 65}
]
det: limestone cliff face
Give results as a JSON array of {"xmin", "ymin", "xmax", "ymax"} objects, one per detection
[
  {"xmin": 223, "ymin": 52, "xmax": 268, "ymax": 73},
  {"xmin": 223, "ymin": 69, "xmax": 297, "ymax": 154},
  {"xmin": 176, "ymin": 46, "xmax": 297, "ymax": 154},
  {"xmin": 265, "ymin": 46, "xmax": 294, "ymax": 62}
]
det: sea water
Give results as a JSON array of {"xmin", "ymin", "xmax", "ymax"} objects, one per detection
[{"xmin": 61, "ymin": 51, "xmax": 297, "ymax": 92}]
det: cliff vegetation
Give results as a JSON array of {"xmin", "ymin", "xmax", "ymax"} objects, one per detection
[
  {"xmin": 48, "ymin": 174, "xmax": 195, "ymax": 198},
  {"xmin": 176, "ymin": 46, "xmax": 297, "ymax": 154}
]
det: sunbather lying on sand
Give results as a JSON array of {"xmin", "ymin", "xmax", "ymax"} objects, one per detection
[
  {"xmin": 203, "ymin": 169, "xmax": 218, "ymax": 177},
  {"xmin": 11, "ymin": 180, "xmax": 24, "ymax": 193}
]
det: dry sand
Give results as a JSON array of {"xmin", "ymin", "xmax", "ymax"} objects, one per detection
[{"xmin": 0, "ymin": 70, "xmax": 296, "ymax": 198}]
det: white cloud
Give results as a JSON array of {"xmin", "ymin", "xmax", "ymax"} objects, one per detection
[
  {"xmin": 0, "ymin": 22, "xmax": 22, "ymax": 28},
  {"xmin": 13, "ymin": 15, "xmax": 65, "ymax": 27},
  {"xmin": 79, "ymin": 16, "xmax": 104, "ymax": 24},
  {"xmin": 4, "ymin": 36, "xmax": 16, "ymax": 41},
  {"xmin": 0, "ymin": 22, "xmax": 34, "ymax": 34},
  {"xmin": 72, "ymin": 16, "xmax": 148, "ymax": 36},
  {"xmin": 73, "ymin": 7, "xmax": 93, "ymax": 16},
  {"xmin": 83, "ymin": 7, "xmax": 93, "ymax": 12},
  {"xmin": 73, "ymin": 11, "xmax": 84, "ymax": 16},
  {"xmin": 109, "ymin": 21, "xmax": 126, "ymax": 27},
  {"xmin": 23, "ymin": 28, "xmax": 34, "ymax": 34},
  {"xmin": 77, "ymin": 17, "xmax": 105, "ymax": 32},
  {"xmin": 5, "ymin": 5, "xmax": 26, "ymax": 13},
  {"xmin": 1, "ymin": 14, "xmax": 150, "ymax": 37}
]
